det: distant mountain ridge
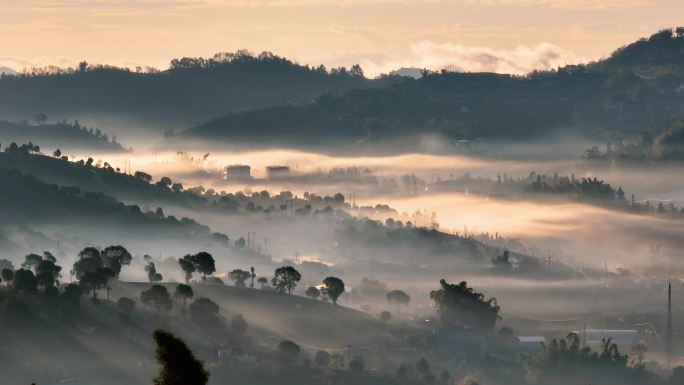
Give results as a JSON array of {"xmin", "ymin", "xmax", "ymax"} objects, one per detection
[
  {"xmin": 0, "ymin": 51, "xmax": 398, "ymax": 130},
  {"xmin": 168, "ymin": 28, "xmax": 684, "ymax": 153}
]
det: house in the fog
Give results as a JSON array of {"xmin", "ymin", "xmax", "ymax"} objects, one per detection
[
  {"xmin": 266, "ymin": 165, "xmax": 290, "ymax": 179},
  {"xmin": 226, "ymin": 164, "xmax": 251, "ymax": 180}
]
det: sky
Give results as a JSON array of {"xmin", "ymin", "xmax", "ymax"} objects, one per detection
[{"xmin": 0, "ymin": 0, "xmax": 682, "ymax": 77}]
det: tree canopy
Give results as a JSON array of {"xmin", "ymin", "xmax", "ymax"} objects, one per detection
[
  {"xmin": 271, "ymin": 266, "xmax": 301, "ymax": 294},
  {"xmin": 323, "ymin": 276, "xmax": 345, "ymax": 304},
  {"xmin": 430, "ymin": 279, "xmax": 500, "ymax": 333},
  {"xmin": 152, "ymin": 329, "xmax": 209, "ymax": 385}
]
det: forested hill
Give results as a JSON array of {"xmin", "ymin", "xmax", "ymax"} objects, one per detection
[
  {"xmin": 0, "ymin": 51, "xmax": 398, "ymax": 130},
  {"xmin": 591, "ymin": 28, "xmax": 684, "ymax": 71},
  {"xmin": 171, "ymin": 29, "xmax": 684, "ymax": 152},
  {"xmin": 0, "ymin": 168, "xmax": 230, "ymax": 250},
  {"xmin": 0, "ymin": 120, "xmax": 126, "ymax": 152}
]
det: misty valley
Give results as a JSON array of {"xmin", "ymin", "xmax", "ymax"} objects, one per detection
[{"xmin": 2, "ymin": 25, "xmax": 684, "ymax": 385}]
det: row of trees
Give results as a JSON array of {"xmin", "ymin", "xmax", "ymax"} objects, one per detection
[
  {"xmin": 2, "ymin": 141, "xmax": 40, "ymax": 155},
  {"xmin": 4, "ymin": 246, "xmax": 406, "ymax": 321}
]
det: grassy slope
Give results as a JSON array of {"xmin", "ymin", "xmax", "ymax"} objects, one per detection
[{"xmin": 0, "ymin": 282, "xmax": 402, "ymax": 385}]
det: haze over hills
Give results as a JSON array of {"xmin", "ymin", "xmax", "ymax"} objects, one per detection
[
  {"xmin": 4, "ymin": 16, "xmax": 684, "ymax": 385},
  {"xmin": 2, "ymin": 29, "xmax": 684, "ymax": 155}
]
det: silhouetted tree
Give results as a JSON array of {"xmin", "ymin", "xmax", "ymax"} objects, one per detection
[
  {"xmin": 152, "ymin": 329, "xmax": 209, "ymax": 385},
  {"xmin": 305, "ymin": 286, "xmax": 320, "ymax": 300},
  {"xmin": 380, "ymin": 311, "xmax": 391, "ymax": 323},
  {"xmin": 61, "ymin": 283, "xmax": 82, "ymax": 307},
  {"xmin": 178, "ymin": 255, "xmax": 196, "ymax": 283},
  {"xmin": 79, "ymin": 268, "xmax": 112, "ymax": 302},
  {"xmin": 1, "ymin": 268, "xmax": 14, "ymax": 287},
  {"xmin": 430, "ymin": 279, "xmax": 500, "ymax": 332},
  {"xmin": 430, "ymin": 279, "xmax": 500, "ymax": 333},
  {"xmin": 159, "ymin": 176, "xmax": 172, "ymax": 187},
  {"xmin": 189, "ymin": 297, "xmax": 224, "ymax": 330},
  {"xmin": 323, "ymin": 276, "xmax": 345, "ymax": 304},
  {"xmin": 272, "ymin": 266, "xmax": 301, "ymax": 294},
  {"xmin": 174, "ymin": 284, "xmax": 193, "ymax": 307},
  {"xmin": 386, "ymin": 289, "xmax": 411, "ymax": 314},
  {"xmin": 492, "ymin": 249, "xmax": 513, "ymax": 271},
  {"xmin": 117, "ymin": 297, "xmax": 135, "ymax": 313},
  {"xmin": 257, "ymin": 277, "xmax": 268, "ymax": 288},
  {"xmin": 21, "ymin": 253, "xmax": 43, "ymax": 270},
  {"xmin": 190, "ymin": 252, "xmax": 215, "ymax": 280},
  {"xmin": 523, "ymin": 333, "xmax": 653, "ymax": 385},
  {"xmin": 13, "ymin": 269, "xmax": 38, "ymax": 294},
  {"xmin": 71, "ymin": 246, "xmax": 103, "ymax": 280},
  {"xmin": 101, "ymin": 245, "xmax": 132, "ymax": 277},
  {"xmin": 134, "ymin": 171, "xmax": 152, "ymax": 183},
  {"xmin": 229, "ymin": 269, "xmax": 250, "ymax": 287},
  {"xmin": 141, "ymin": 284, "xmax": 172, "ymax": 314},
  {"xmin": 35, "ymin": 259, "xmax": 62, "ymax": 291},
  {"xmin": 144, "ymin": 255, "xmax": 163, "ymax": 283}
]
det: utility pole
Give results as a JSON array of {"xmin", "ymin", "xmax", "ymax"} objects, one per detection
[
  {"xmin": 666, "ymin": 280, "xmax": 673, "ymax": 370},
  {"xmin": 263, "ymin": 238, "xmax": 268, "ymax": 256},
  {"xmin": 247, "ymin": 232, "xmax": 256, "ymax": 251}
]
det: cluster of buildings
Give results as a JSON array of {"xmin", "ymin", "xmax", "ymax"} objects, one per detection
[{"xmin": 224, "ymin": 164, "xmax": 290, "ymax": 180}]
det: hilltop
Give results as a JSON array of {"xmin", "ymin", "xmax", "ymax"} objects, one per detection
[
  {"xmin": 0, "ymin": 120, "xmax": 126, "ymax": 153},
  {"xmin": 0, "ymin": 51, "xmax": 398, "ymax": 131},
  {"xmin": 0, "ymin": 151, "xmax": 206, "ymax": 208},
  {"xmin": 169, "ymin": 28, "xmax": 684, "ymax": 154},
  {"xmin": 592, "ymin": 28, "xmax": 684, "ymax": 72},
  {"xmin": 0, "ymin": 168, "xmax": 232, "ymax": 256}
]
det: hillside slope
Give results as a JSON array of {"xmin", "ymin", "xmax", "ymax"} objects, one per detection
[
  {"xmin": 0, "ymin": 120, "xmax": 125, "ymax": 153},
  {"xmin": 0, "ymin": 168, "xmax": 233, "ymax": 257},
  {"xmin": 0, "ymin": 282, "xmax": 404, "ymax": 385}
]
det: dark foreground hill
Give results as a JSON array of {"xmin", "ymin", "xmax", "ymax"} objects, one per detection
[{"xmin": 0, "ymin": 282, "xmax": 406, "ymax": 385}]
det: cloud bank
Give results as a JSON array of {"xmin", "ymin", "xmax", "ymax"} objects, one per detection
[{"xmin": 360, "ymin": 41, "xmax": 583, "ymax": 76}]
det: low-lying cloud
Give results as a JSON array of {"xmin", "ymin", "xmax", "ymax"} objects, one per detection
[{"xmin": 361, "ymin": 40, "xmax": 583, "ymax": 76}]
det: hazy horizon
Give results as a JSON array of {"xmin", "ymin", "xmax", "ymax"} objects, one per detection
[{"xmin": 1, "ymin": 1, "xmax": 683, "ymax": 77}]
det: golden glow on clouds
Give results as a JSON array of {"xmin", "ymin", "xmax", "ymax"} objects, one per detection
[{"xmin": 0, "ymin": 0, "xmax": 680, "ymax": 76}]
